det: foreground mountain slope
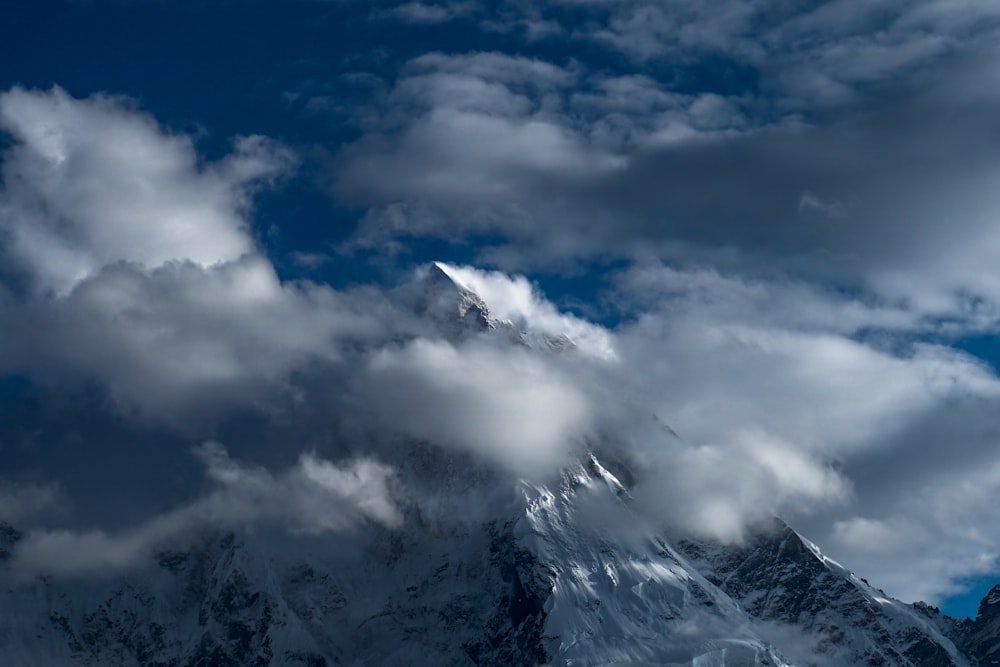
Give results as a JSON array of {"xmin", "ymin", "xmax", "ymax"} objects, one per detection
[
  {"xmin": 4, "ymin": 449, "xmax": 993, "ymax": 666},
  {"xmin": 0, "ymin": 447, "xmax": 794, "ymax": 666},
  {"xmin": 521, "ymin": 455, "xmax": 788, "ymax": 666}
]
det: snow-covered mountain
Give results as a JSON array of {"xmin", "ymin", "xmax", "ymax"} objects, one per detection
[
  {"xmin": 0, "ymin": 457, "xmax": 790, "ymax": 666},
  {"xmin": 0, "ymin": 264, "xmax": 996, "ymax": 666}
]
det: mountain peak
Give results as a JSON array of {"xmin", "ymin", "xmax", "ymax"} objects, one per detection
[
  {"xmin": 427, "ymin": 261, "xmax": 468, "ymax": 291},
  {"xmin": 416, "ymin": 261, "xmax": 496, "ymax": 333}
]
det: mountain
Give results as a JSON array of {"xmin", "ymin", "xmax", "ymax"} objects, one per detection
[
  {"xmin": 918, "ymin": 585, "xmax": 1000, "ymax": 666},
  {"xmin": 0, "ymin": 263, "xmax": 996, "ymax": 666},
  {"xmin": 0, "ymin": 451, "xmax": 791, "ymax": 665},
  {"xmin": 676, "ymin": 520, "xmax": 969, "ymax": 666},
  {"xmin": 416, "ymin": 262, "xmax": 499, "ymax": 335},
  {"xmin": 413, "ymin": 262, "xmax": 578, "ymax": 353}
]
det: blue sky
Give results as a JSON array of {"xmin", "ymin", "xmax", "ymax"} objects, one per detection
[{"xmin": 3, "ymin": 0, "xmax": 1000, "ymax": 619}]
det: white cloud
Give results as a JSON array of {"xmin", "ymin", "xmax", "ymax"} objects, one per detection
[
  {"xmin": 334, "ymin": 52, "xmax": 628, "ymax": 252},
  {"xmin": 569, "ymin": 0, "xmax": 1000, "ymax": 107},
  {"xmin": 602, "ymin": 261, "xmax": 1000, "ymax": 601},
  {"xmin": 383, "ymin": 1, "xmax": 475, "ymax": 24},
  {"xmin": 0, "ymin": 87, "xmax": 386, "ymax": 422},
  {"xmin": 357, "ymin": 338, "xmax": 591, "ymax": 475},
  {"xmin": 332, "ymin": 4, "xmax": 1000, "ymax": 330},
  {"xmin": 0, "ymin": 86, "xmax": 294, "ymax": 296},
  {"xmin": 823, "ymin": 451, "xmax": 1000, "ymax": 604},
  {"xmin": 630, "ymin": 427, "xmax": 850, "ymax": 543},
  {"xmin": 0, "ymin": 256, "xmax": 386, "ymax": 421}
]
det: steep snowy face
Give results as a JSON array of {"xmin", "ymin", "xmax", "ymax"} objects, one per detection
[
  {"xmin": 521, "ymin": 456, "xmax": 789, "ymax": 667},
  {"xmin": 1, "ymin": 447, "xmax": 796, "ymax": 667},
  {"xmin": 676, "ymin": 520, "xmax": 969, "ymax": 667}
]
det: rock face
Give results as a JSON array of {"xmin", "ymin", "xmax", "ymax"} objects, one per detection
[
  {"xmin": 0, "ymin": 520, "xmax": 545, "ymax": 666},
  {"xmin": 677, "ymin": 520, "xmax": 969, "ymax": 667},
  {"xmin": 520, "ymin": 456, "xmax": 787, "ymax": 666},
  {"xmin": 928, "ymin": 585, "xmax": 1000, "ymax": 666},
  {"xmin": 966, "ymin": 586, "xmax": 1000, "ymax": 665},
  {"xmin": 0, "ymin": 522, "xmax": 20, "ymax": 562}
]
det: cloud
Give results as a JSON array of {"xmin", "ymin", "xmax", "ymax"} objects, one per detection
[
  {"xmin": 0, "ymin": 257, "xmax": 388, "ymax": 422},
  {"xmin": 0, "ymin": 480, "xmax": 59, "ymax": 522},
  {"xmin": 539, "ymin": 0, "xmax": 1000, "ymax": 107},
  {"xmin": 8, "ymin": 442, "xmax": 401, "ymax": 579},
  {"xmin": 0, "ymin": 87, "xmax": 388, "ymax": 422},
  {"xmin": 822, "ymin": 433, "xmax": 1000, "ymax": 604},
  {"xmin": 609, "ymin": 264, "xmax": 1000, "ymax": 456},
  {"xmin": 0, "ymin": 86, "xmax": 294, "ymax": 297},
  {"xmin": 597, "ymin": 261, "xmax": 1000, "ymax": 601},
  {"xmin": 355, "ymin": 337, "xmax": 591, "ymax": 475},
  {"xmin": 380, "ymin": 1, "xmax": 476, "ymax": 24},
  {"xmin": 629, "ymin": 426, "xmax": 851, "ymax": 543},
  {"xmin": 331, "ymin": 6, "xmax": 1000, "ymax": 324},
  {"xmin": 332, "ymin": 52, "xmax": 623, "ymax": 258}
]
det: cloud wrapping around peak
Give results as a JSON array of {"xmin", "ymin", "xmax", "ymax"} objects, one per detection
[
  {"xmin": 435, "ymin": 262, "xmax": 616, "ymax": 360},
  {"xmin": 602, "ymin": 260, "xmax": 1000, "ymax": 600}
]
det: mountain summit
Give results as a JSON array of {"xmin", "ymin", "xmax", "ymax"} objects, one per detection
[{"xmin": 417, "ymin": 262, "xmax": 498, "ymax": 334}]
